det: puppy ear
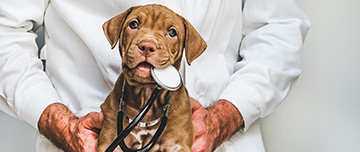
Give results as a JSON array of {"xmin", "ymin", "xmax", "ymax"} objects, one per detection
[
  {"xmin": 103, "ymin": 8, "xmax": 133, "ymax": 49},
  {"xmin": 183, "ymin": 19, "xmax": 207, "ymax": 65}
]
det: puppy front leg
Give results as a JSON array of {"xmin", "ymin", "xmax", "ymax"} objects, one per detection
[{"xmin": 97, "ymin": 91, "xmax": 121, "ymax": 152}]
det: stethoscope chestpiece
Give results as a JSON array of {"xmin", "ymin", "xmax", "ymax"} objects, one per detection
[{"xmin": 151, "ymin": 65, "xmax": 182, "ymax": 91}]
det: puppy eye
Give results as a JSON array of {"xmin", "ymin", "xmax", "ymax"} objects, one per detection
[
  {"xmin": 168, "ymin": 28, "xmax": 177, "ymax": 37},
  {"xmin": 129, "ymin": 20, "xmax": 139, "ymax": 29}
]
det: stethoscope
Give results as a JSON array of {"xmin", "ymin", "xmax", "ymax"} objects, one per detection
[{"xmin": 105, "ymin": 65, "xmax": 182, "ymax": 152}]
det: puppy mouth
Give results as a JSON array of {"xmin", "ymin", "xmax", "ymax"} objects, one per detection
[
  {"xmin": 134, "ymin": 61, "xmax": 154, "ymax": 78},
  {"xmin": 136, "ymin": 62, "xmax": 153, "ymax": 72}
]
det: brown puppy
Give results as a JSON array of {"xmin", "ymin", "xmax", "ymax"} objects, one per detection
[{"xmin": 97, "ymin": 4, "xmax": 207, "ymax": 152}]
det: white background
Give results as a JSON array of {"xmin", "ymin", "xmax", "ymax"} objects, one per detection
[
  {"xmin": 261, "ymin": 0, "xmax": 360, "ymax": 151},
  {"xmin": 1, "ymin": 0, "xmax": 360, "ymax": 151}
]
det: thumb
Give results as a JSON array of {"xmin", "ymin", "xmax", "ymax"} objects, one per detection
[
  {"xmin": 83, "ymin": 112, "xmax": 104, "ymax": 129},
  {"xmin": 190, "ymin": 98, "xmax": 202, "ymax": 113}
]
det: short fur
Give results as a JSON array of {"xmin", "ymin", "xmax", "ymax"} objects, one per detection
[{"xmin": 97, "ymin": 4, "xmax": 207, "ymax": 152}]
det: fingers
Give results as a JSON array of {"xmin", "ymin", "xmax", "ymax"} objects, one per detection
[
  {"xmin": 192, "ymin": 110, "xmax": 207, "ymax": 137},
  {"xmin": 74, "ymin": 112, "xmax": 103, "ymax": 152},
  {"xmin": 192, "ymin": 136, "xmax": 208, "ymax": 152},
  {"xmin": 190, "ymin": 98, "xmax": 207, "ymax": 133},
  {"xmin": 190, "ymin": 99, "xmax": 213, "ymax": 152}
]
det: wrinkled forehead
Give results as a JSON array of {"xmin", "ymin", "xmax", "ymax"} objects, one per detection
[{"xmin": 126, "ymin": 5, "xmax": 184, "ymax": 31}]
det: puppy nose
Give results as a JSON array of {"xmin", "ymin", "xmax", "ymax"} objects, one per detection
[{"xmin": 138, "ymin": 41, "xmax": 157, "ymax": 54}]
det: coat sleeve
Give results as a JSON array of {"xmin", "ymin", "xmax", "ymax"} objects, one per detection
[
  {"xmin": 219, "ymin": 0, "xmax": 311, "ymax": 131},
  {"xmin": 0, "ymin": 0, "xmax": 61, "ymax": 129}
]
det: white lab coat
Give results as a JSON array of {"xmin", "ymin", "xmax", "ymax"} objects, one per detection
[{"xmin": 0, "ymin": 0, "xmax": 310, "ymax": 151}]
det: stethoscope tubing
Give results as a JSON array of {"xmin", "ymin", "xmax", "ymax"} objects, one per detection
[{"xmin": 105, "ymin": 86, "xmax": 167, "ymax": 152}]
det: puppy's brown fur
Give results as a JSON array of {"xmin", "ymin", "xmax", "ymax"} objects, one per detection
[{"xmin": 97, "ymin": 4, "xmax": 207, "ymax": 152}]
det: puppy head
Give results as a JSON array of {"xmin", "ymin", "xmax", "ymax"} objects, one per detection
[{"xmin": 103, "ymin": 4, "xmax": 207, "ymax": 84}]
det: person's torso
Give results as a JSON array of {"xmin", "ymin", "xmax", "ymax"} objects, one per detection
[
  {"xmin": 37, "ymin": 1, "xmax": 266, "ymax": 152},
  {"xmin": 43, "ymin": 0, "xmax": 243, "ymax": 112}
]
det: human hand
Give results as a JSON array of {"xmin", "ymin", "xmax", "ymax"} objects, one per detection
[
  {"xmin": 68, "ymin": 111, "xmax": 104, "ymax": 152},
  {"xmin": 190, "ymin": 98, "xmax": 219, "ymax": 152},
  {"xmin": 190, "ymin": 98, "xmax": 244, "ymax": 152},
  {"xmin": 38, "ymin": 103, "xmax": 103, "ymax": 152}
]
